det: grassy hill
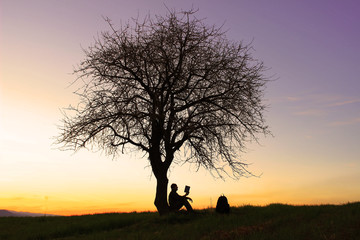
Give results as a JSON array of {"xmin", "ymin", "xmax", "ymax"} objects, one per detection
[{"xmin": 0, "ymin": 202, "xmax": 359, "ymax": 240}]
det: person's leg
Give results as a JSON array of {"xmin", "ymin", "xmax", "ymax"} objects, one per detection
[
  {"xmin": 183, "ymin": 199, "xmax": 194, "ymax": 212},
  {"xmin": 171, "ymin": 198, "xmax": 194, "ymax": 212},
  {"xmin": 170, "ymin": 202, "xmax": 183, "ymax": 212}
]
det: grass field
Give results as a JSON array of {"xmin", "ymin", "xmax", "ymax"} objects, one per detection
[{"xmin": 0, "ymin": 202, "xmax": 359, "ymax": 240}]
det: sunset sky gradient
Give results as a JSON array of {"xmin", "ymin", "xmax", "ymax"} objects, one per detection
[{"xmin": 1, "ymin": 0, "xmax": 360, "ymax": 216}]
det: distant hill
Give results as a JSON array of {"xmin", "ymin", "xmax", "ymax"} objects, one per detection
[
  {"xmin": 0, "ymin": 209, "xmax": 59, "ymax": 217},
  {"xmin": 0, "ymin": 210, "xmax": 16, "ymax": 217}
]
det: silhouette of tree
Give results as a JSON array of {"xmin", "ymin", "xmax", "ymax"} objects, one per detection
[{"xmin": 56, "ymin": 9, "xmax": 270, "ymax": 215}]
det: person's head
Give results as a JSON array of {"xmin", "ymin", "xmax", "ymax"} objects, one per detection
[{"xmin": 171, "ymin": 183, "xmax": 178, "ymax": 191}]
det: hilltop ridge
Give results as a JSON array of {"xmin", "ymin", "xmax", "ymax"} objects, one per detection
[{"xmin": 0, "ymin": 209, "xmax": 58, "ymax": 217}]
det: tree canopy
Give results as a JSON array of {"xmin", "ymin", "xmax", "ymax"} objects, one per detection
[{"xmin": 57, "ymin": 9, "xmax": 270, "ymax": 214}]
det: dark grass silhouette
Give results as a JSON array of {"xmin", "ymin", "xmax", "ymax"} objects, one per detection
[{"xmin": 0, "ymin": 202, "xmax": 359, "ymax": 240}]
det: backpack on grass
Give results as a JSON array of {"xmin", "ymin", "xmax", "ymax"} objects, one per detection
[{"xmin": 216, "ymin": 195, "xmax": 230, "ymax": 214}]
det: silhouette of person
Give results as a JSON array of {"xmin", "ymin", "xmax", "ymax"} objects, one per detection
[{"xmin": 169, "ymin": 183, "xmax": 194, "ymax": 212}]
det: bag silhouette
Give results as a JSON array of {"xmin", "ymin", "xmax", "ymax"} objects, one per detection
[{"xmin": 216, "ymin": 195, "xmax": 230, "ymax": 214}]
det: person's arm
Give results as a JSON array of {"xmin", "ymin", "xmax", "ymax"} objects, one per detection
[{"xmin": 181, "ymin": 193, "xmax": 192, "ymax": 202}]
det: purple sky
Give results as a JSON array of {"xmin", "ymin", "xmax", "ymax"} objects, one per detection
[{"xmin": 1, "ymin": 0, "xmax": 359, "ymax": 214}]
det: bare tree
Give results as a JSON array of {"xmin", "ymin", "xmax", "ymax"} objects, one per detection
[{"xmin": 56, "ymin": 9, "xmax": 270, "ymax": 215}]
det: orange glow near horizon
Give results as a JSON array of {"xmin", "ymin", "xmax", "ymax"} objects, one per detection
[
  {"xmin": 2, "ymin": 158, "xmax": 360, "ymax": 216},
  {"xmin": 2, "ymin": 189, "xmax": 359, "ymax": 216}
]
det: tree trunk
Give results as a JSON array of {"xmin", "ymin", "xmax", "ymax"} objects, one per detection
[
  {"xmin": 149, "ymin": 146, "xmax": 170, "ymax": 215},
  {"xmin": 150, "ymin": 121, "xmax": 172, "ymax": 215},
  {"xmin": 154, "ymin": 174, "xmax": 170, "ymax": 215}
]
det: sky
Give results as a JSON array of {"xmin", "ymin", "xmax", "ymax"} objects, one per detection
[{"xmin": 1, "ymin": 0, "xmax": 359, "ymax": 216}]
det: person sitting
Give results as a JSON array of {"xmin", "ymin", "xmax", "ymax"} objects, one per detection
[{"xmin": 168, "ymin": 183, "xmax": 194, "ymax": 212}]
